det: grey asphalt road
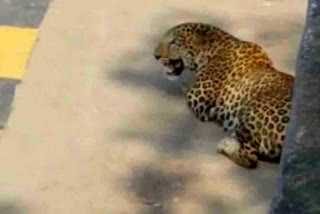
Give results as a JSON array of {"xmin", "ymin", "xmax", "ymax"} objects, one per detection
[
  {"xmin": 0, "ymin": 0, "xmax": 50, "ymax": 28},
  {"xmin": 0, "ymin": 0, "xmax": 50, "ymax": 129}
]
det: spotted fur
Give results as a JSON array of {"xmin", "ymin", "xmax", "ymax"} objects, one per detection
[{"xmin": 154, "ymin": 23, "xmax": 294, "ymax": 168}]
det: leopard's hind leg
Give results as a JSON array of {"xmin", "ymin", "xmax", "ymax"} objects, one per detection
[
  {"xmin": 217, "ymin": 110, "xmax": 260, "ymax": 168},
  {"xmin": 217, "ymin": 133, "xmax": 259, "ymax": 168}
]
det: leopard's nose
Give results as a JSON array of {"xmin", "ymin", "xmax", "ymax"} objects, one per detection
[{"xmin": 154, "ymin": 55, "xmax": 160, "ymax": 60}]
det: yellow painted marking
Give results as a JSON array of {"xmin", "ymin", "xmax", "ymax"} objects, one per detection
[{"xmin": 0, "ymin": 26, "xmax": 38, "ymax": 80}]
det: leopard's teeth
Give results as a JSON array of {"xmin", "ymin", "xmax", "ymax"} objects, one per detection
[
  {"xmin": 161, "ymin": 65, "xmax": 179, "ymax": 81},
  {"xmin": 162, "ymin": 71, "xmax": 178, "ymax": 81},
  {"xmin": 166, "ymin": 73, "xmax": 179, "ymax": 81},
  {"xmin": 162, "ymin": 65, "xmax": 173, "ymax": 74}
]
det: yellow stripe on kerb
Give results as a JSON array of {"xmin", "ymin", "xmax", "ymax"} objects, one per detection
[{"xmin": 0, "ymin": 26, "xmax": 38, "ymax": 80}]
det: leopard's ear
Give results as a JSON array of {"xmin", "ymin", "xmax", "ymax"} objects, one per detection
[
  {"xmin": 191, "ymin": 36, "xmax": 209, "ymax": 50},
  {"xmin": 193, "ymin": 29, "xmax": 214, "ymax": 47},
  {"xmin": 194, "ymin": 36, "xmax": 206, "ymax": 47}
]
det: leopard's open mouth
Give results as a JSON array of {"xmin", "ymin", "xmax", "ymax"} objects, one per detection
[
  {"xmin": 166, "ymin": 58, "xmax": 184, "ymax": 76},
  {"xmin": 158, "ymin": 58, "xmax": 184, "ymax": 80}
]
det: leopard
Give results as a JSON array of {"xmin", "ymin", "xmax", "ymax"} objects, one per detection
[{"xmin": 153, "ymin": 22, "xmax": 294, "ymax": 168}]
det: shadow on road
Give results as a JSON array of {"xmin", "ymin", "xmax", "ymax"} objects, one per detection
[{"xmin": 0, "ymin": 201, "xmax": 24, "ymax": 214}]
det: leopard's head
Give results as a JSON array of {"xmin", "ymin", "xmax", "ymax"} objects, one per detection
[{"xmin": 154, "ymin": 23, "xmax": 203, "ymax": 80}]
